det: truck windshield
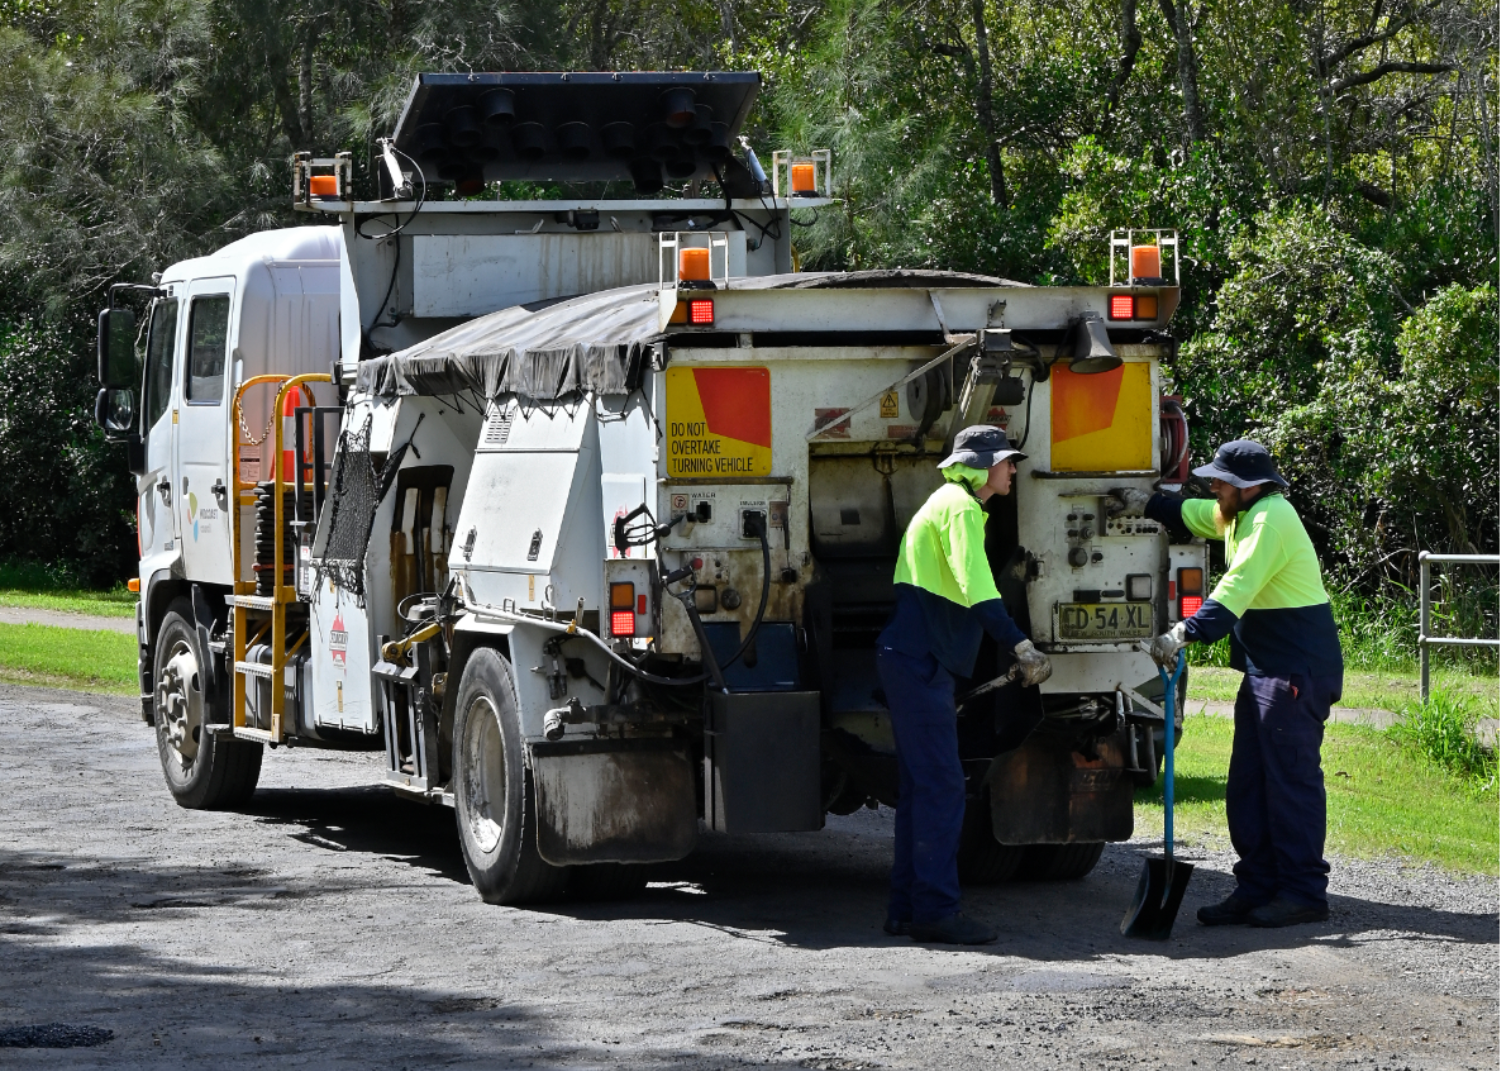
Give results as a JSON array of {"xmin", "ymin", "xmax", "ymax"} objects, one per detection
[{"xmin": 142, "ymin": 299, "xmax": 178, "ymax": 431}]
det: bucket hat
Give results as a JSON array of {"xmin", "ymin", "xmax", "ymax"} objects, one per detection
[
  {"xmin": 1192, "ymin": 439, "xmax": 1289, "ymax": 489},
  {"xmin": 939, "ymin": 425, "xmax": 1027, "ymax": 469}
]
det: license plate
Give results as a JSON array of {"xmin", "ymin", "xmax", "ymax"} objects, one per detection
[{"xmin": 1057, "ymin": 602, "xmax": 1154, "ymax": 642}]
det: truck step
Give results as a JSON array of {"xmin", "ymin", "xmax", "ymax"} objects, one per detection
[
  {"xmin": 234, "ymin": 660, "xmax": 276, "ymax": 678},
  {"xmin": 232, "ymin": 727, "xmax": 275, "ymax": 744},
  {"xmin": 231, "ymin": 595, "xmax": 278, "ymax": 610}
]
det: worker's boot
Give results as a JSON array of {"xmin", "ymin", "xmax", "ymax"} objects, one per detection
[
  {"xmin": 1247, "ymin": 897, "xmax": 1329, "ymax": 928},
  {"xmin": 883, "ymin": 917, "xmax": 911, "ymax": 937},
  {"xmin": 1196, "ymin": 893, "xmax": 1260, "ymax": 927},
  {"xmin": 909, "ymin": 913, "xmax": 997, "ymax": 945}
]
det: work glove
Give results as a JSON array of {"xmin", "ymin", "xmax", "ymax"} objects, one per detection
[
  {"xmin": 1106, "ymin": 487, "xmax": 1152, "ymax": 518},
  {"xmin": 1011, "ymin": 639, "xmax": 1052, "ymax": 688},
  {"xmin": 1148, "ymin": 621, "xmax": 1189, "ymax": 669}
]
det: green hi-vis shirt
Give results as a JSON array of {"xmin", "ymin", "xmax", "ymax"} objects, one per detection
[
  {"xmin": 1174, "ymin": 493, "xmax": 1343, "ymax": 678},
  {"xmin": 879, "ymin": 466, "xmax": 1025, "ymax": 677}
]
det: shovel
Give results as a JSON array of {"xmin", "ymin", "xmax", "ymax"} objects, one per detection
[{"xmin": 1120, "ymin": 649, "xmax": 1194, "ymax": 940}]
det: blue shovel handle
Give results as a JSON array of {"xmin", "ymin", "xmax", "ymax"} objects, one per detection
[{"xmin": 1158, "ymin": 650, "xmax": 1185, "ymax": 860}]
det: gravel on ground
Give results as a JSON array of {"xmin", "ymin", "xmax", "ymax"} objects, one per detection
[{"xmin": 0, "ymin": 683, "xmax": 1494, "ymax": 1069}]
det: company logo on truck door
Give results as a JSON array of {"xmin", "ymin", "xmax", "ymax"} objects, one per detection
[
  {"xmin": 664, "ymin": 367, "xmax": 772, "ymax": 478},
  {"xmin": 1050, "ymin": 362, "xmax": 1153, "ymax": 472}
]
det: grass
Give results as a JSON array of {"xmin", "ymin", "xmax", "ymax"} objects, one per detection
[
  {"xmin": 1135, "ymin": 713, "xmax": 1499, "ymax": 875},
  {"xmin": 0, "ymin": 622, "xmax": 138, "ymax": 693},
  {"xmin": 0, "ymin": 560, "xmax": 135, "ymax": 618},
  {"xmin": 1389, "ymin": 688, "xmax": 1498, "ymax": 785}
]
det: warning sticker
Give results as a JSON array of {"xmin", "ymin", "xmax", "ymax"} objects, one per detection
[
  {"xmin": 880, "ymin": 390, "xmax": 899, "ymax": 418},
  {"xmin": 665, "ymin": 367, "xmax": 772, "ymax": 478}
]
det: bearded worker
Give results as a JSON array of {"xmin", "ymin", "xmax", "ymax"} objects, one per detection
[
  {"xmin": 1110, "ymin": 439, "xmax": 1343, "ymax": 929},
  {"xmin": 877, "ymin": 425, "xmax": 1052, "ymax": 945}
]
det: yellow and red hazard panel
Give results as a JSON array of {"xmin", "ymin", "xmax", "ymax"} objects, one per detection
[
  {"xmin": 664, "ymin": 367, "xmax": 772, "ymax": 478},
  {"xmin": 1050, "ymin": 362, "xmax": 1153, "ymax": 471}
]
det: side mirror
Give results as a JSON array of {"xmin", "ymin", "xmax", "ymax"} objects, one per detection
[
  {"xmin": 94, "ymin": 387, "xmax": 137, "ymax": 439},
  {"xmin": 97, "ymin": 307, "xmax": 136, "ymax": 389}
]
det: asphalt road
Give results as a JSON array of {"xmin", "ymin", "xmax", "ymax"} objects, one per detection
[{"xmin": 1, "ymin": 683, "xmax": 1494, "ymax": 1069}]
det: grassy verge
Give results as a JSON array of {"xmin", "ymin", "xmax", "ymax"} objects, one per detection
[
  {"xmin": 0, "ymin": 622, "xmax": 138, "ymax": 693},
  {"xmin": 1187, "ymin": 664, "xmax": 1498, "ymax": 717},
  {"xmin": 0, "ymin": 560, "xmax": 135, "ymax": 618},
  {"xmin": 1134, "ymin": 713, "xmax": 1498, "ymax": 875}
]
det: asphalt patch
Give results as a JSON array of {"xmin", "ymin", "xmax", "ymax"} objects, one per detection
[{"xmin": 0, "ymin": 1022, "xmax": 115, "ymax": 1048}]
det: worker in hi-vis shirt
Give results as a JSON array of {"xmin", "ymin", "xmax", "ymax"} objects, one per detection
[
  {"xmin": 1111, "ymin": 439, "xmax": 1344, "ymax": 929},
  {"xmin": 877, "ymin": 425, "xmax": 1052, "ymax": 945}
]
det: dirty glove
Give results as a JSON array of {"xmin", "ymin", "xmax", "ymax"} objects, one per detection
[
  {"xmin": 1011, "ymin": 639, "xmax": 1052, "ymax": 688},
  {"xmin": 1147, "ymin": 621, "xmax": 1189, "ymax": 669},
  {"xmin": 1106, "ymin": 487, "xmax": 1152, "ymax": 518}
]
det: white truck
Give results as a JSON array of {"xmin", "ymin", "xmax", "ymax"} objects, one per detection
[{"xmin": 95, "ymin": 71, "xmax": 1208, "ymax": 903}]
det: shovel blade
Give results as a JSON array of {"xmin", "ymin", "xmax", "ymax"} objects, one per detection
[{"xmin": 1120, "ymin": 855, "xmax": 1195, "ymax": 940}]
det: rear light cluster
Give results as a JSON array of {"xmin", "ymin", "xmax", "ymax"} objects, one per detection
[
  {"xmin": 667, "ymin": 297, "xmax": 715, "ymax": 326},
  {"xmin": 1107, "ymin": 293, "xmax": 1159, "ymax": 321},
  {"xmin": 1177, "ymin": 567, "xmax": 1204, "ymax": 619},
  {"xmin": 610, "ymin": 582, "xmax": 645, "ymax": 638}
]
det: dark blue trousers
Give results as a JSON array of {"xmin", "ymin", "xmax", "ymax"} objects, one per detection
[
  {"xmin": 876, "ymin": 646, "xmax": 965, "ymax": 924},
  {"xmin": 1228, "ymin": 672, "xmax": 1342, "ymax": 909}
]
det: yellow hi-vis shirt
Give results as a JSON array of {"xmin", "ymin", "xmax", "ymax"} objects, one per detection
[
  {"xmin": 1171, "ymin": 493, "xmax": 1343, "ymax": 678},
  {"xmin": 880, "ymin": 465, "xmax": 1026, "ymax": 676}
]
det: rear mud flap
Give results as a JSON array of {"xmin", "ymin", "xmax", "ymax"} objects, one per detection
[
  {"xmin": 986, "ymin": 730, "xmax": 1134, "ymax": 844},
  {"xmin": 531, "ymin": 738, "xmax": 698, "ymax": 866},
  {"xmin": 706, "ymin": 691, "xmax": 823, "ymax": 834}
]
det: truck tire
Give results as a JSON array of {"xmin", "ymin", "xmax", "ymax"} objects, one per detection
[
  {"xmin": 452, "ymin": 647, "xmax": 569, "ymax": 905},
  {"xmin": 153, "ymin": 601, "xmax": 262, "ymax": 809},
  {"xmin": 956, "ymin": 793, "xmax": 1025, "ymax": 884},
  {"xmin": 1018, "ymin": 841, "xmax": 1105, "ymax": 881}
]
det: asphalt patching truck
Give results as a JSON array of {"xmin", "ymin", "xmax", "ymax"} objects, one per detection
[{"xmin": 94, "ymin": 71, "xmax": 1207, "ymax": 903}]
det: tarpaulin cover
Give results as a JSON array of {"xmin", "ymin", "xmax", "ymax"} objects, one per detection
[{"xmin": 355, "ymin": 270, "xmax": 1020, "ymax": 402}]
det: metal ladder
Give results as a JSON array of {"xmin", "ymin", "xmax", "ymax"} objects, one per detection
[{"xmin": 229, "ymin": 373, "xmax": 330, "ymax": 744}]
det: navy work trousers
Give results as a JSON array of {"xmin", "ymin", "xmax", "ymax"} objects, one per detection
[
  {"xmin": 876, "ymin": 645, "xmax": 965, "ymax": 925},
  {"xmin": 1228, "ymin": 671, "xmax": 1342, "ymax": 909}
]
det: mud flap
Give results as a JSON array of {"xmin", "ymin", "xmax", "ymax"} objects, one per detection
[
  {"xmin": 986, "ymin": 730, "xmax": 1134, "ymax": 844},
  {"xmin": 705, "ymin": 691, "xmax": 823, "ymax": 834},
  {"xmin": 530, "ymin": 738, "xmax": 698, "ymax": 865}
]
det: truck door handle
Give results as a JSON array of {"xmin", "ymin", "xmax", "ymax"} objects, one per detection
[
  {"xmin": 211, "ymin": 478, "xmax": 227, "ymax": 507},
  {"xmin": 156, "ymin": 477, "xmax": 171, "ymax": 506}
]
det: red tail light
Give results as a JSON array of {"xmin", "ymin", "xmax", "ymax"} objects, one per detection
[
  {"xmin": 1180, "ymin": 595, "xmax": 1203, "ymax": 617},
  {"xmin": 610, "ymin": 610, "xmax": 636, "ymax": 637},
  {"xmin": 688, "ymin": 298, "xmax": 714, "ymax": 325},
  {"xmin": 1109, "ymin": 294, "xmax": 1134, "ymax": 320}
]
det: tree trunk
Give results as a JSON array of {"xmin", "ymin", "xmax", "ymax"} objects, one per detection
[
  {"xmin": 1102, "ymin": 0, "xmax": 1143, "ymax": 132},
  {"xmin": 298, "ymin": 25, "xmax": 317, "ymax": 149},
  {"xmin": 1476, "ymin": 71, "xmax": 1500, "ymax": 256},
  {"xmin": 1156, "ymin": 0, "xmax": 1203, "ymax": 144},
  {"xmin": 969, "ymin": 0, "xmax": 1008, "ymax": 207}
]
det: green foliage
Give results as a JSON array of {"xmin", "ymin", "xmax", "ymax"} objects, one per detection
[
  {"xmin": 0, "ymin": 319, "xmax": 135, "ymax": 584},
  {"xmin": 0, "ymin": 0, "xmax": 1489, "ymax": 599},
  {"xmin": 1389, "ymin": 687, "xmax": 1498, "ymax": 790}
]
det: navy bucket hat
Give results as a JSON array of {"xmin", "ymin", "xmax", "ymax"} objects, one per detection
[
  {"xmin": 1192, "ymin": 439, "xmax": 1289, "ymax": 489},
  {"xmin": 939, "ymin": 425, "xmax": 1027, "ymax": 469}
]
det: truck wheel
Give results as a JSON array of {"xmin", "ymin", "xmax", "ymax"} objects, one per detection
[
  {"xmin": 956, "ymin": 793, "xmax": 1025, "ymax": 884},
  {"xmin": 570, "ymin": 863, "xmax": 649, "ymax": 902},
  {"xmin": 153, "ymin": 601, "xmax": 262, "ymax": 809},
  {"xmin": 452, "ymin": 647, "xmax": 569, "ymax": 905},
  {"xmin": 1018, "ymin": 842, "xmax": 1105, "ymax": 881}
]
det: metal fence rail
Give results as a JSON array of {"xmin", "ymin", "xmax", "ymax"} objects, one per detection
[{"xmin": 1418, "ymin": 551, "xmax": 1500, "ymax": 701}]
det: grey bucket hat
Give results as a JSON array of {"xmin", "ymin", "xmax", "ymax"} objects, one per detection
[
  {"xmin": 939, "ymin": 425, "xmax": 1027, "ymax": 469},
  {"xmin": 1192, "ymin": 439, "xmax": 1289, "ymax": 489}
]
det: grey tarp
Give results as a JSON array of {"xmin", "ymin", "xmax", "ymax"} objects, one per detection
[{"xmin": 355, "ymin": 269, "xmax": 1022, "ymax": 402}]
